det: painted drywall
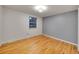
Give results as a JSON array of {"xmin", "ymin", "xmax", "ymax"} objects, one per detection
[
  {"xmin": 78, "ymin": 8, "xmax": 79, "ymax": 50},
  {"xmin": 0, "ymin": 6, "xmax": 3, "ymax": 44},
  {"xmin": 43, "ymin": 11, "xmax": 78, "ymax": 44},
  {"xmin": 1, "ymin": 7, "xmax": 42, "ymax": 44},
  {"xmin": 0, "ymin": 6, "xmax": 2, "ymax": 43}
]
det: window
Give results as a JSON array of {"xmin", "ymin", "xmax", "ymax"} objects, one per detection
[{"xmin": 29, "ymin": 16, "xmax": 37, "ymax": 28}]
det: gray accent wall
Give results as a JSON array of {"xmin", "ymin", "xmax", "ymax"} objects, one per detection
[
  {"xmin": 43, "ymin": 11, "xmax": 78, "ymax": 44},
  {"xmin": 0, "ymin": 6, "xmax": 3, "ymax": 44},
  {"xmin": 0, "ymin": 8, "xmax": 42, "ymax": 44}
]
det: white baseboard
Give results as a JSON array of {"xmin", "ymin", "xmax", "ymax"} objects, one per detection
[
  {"xmin": 43, "ymin": 34, "xmax": 77, "ymax": 46},
  {"xmin": 1, "ymin": 34, "xmax": 42, "ymax": 46},
  {"xmin": 0, "ymin": 34, "xmax": 77, "ymax": 47}
]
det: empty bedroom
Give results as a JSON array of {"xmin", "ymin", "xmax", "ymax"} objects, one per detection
[{"xmin": 0, "ymin": 5, "xmax": 79, "ymax": 54}]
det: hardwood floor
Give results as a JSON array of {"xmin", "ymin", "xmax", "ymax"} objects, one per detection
[{"xmin": 0, "ymin": 35, "xmax": 78, "ymax": 54}]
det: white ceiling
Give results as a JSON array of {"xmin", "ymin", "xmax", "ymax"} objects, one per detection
[{"xmin": 4, "ymin": 5, "xmax": 78, "ymax": 17}]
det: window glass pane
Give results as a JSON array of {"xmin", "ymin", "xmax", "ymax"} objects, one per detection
[{"xmin": 29, "ymin": 16, "xmax": 37, "ymax": 28}]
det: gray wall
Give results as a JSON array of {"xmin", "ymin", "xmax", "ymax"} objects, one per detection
[
  {"xmin": 43, "ymin": 11, "xmax": 78, "ymax": 44},
  {"xmin": 0, "ymin": 6, "xmax": 3, "ymax": 44},
  {"xmin": 1, "ymin": 8, "xmax": 42, "ymax": 44}
]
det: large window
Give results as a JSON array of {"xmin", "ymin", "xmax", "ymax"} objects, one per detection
[{"xmin": 29, "ymin": 16, "xmax": 37, "ymax": 28}]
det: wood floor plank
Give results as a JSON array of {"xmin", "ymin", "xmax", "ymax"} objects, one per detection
[{"xmin": 0, "ymin": 35, "xmax": 78, "ymax": 54}]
